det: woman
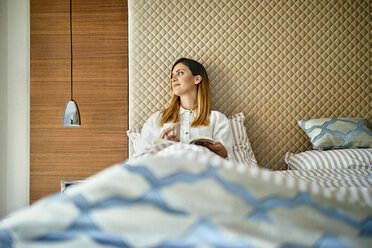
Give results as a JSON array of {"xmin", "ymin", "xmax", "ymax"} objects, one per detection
[{"xmin": 134, "ymin": 58, "xmax": 233, "ymax": 158}]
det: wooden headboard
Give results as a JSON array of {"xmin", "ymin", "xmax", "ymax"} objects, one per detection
[{"xmin": 128, "ymin": 0, "xmax": 371, "ymax": 170}]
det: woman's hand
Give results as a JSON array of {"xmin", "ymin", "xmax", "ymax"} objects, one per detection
[
  {"xmin": 159, "ymin": 127, "xmax": 180, "ymax": 142},
  {"xmin": 196, "ymin": 141, "xmax": 228, "ymax": 158}
]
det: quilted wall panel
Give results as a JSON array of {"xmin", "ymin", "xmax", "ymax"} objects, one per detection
[{"xmin": 128, "ymin": 0, "xmax": 371, "ymax": 170}]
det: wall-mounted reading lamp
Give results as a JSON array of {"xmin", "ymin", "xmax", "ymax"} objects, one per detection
[{"xmin": 63, "ymin": 0, "xmax": 81, "ymax": 126}]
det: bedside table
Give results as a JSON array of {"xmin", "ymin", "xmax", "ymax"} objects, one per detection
[{"xmin": 60, "ymin": 180, "xmax": 84, "ymax": 193}]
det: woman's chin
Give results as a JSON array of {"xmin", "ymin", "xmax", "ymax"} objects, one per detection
[{"xmin": 172, "ymin": 90, "xmax": 181, "ymax": 96}]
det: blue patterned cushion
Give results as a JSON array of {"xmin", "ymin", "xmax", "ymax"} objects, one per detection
[{"xmin": 298, "ymin": 118, "xmax": 372, "ymax": 150}]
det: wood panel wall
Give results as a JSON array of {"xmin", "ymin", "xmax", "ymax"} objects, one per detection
[{"xmin": 30, "ymin": 0, "xmax": 128, "ymax": 203}]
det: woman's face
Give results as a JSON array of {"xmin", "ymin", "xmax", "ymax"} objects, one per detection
[{"xmin": 171, "ymin": 63, "xmax": 200, "ymax": 97}]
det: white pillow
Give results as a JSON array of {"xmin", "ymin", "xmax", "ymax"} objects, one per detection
[
  {"xmin": 127, "ymin": 112, "xmax": 258, "ymax": 167},
  {"xmin": 285, "ymin": 148, "xmax": 372, "ymax": 170},
  {"xmin": 127, "ymin": 129, "xmax": 141, "ymax": 158}
]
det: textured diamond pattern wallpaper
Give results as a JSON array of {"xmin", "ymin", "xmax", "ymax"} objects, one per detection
[{"xmin": 129, "ymin": 0, "xmax": 371, "ymax": 170}]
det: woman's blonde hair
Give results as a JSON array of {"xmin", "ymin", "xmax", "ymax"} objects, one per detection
[{"xmin": 160, "ymin": 58, "xmax": 211, "ymax": 127}]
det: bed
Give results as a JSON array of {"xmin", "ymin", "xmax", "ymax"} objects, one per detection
[
  {"xmin": 0, "ymin": 146, "xmax": 371, "ymax": 247},
  {"xmin": 1, "ymin": 0, "xmax": 371, "ymax": 247}
]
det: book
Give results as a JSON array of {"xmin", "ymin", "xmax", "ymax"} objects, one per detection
[
  {"xmin": 188, "ymin": 136, "xmax": 215, "ymax": 145},
  {"xmin": 154, "ymin": 136, "xmax": 215, "ymax": 145}
]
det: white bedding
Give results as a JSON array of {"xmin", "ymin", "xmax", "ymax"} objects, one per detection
[{"xmin": 0, "ymin": 144, "xmax": 371, "ymax": 247}]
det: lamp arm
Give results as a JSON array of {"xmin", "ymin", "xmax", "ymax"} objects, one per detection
[{"xmin": 70, "ymin": 0, "xmax": 73, "ymax": 101}]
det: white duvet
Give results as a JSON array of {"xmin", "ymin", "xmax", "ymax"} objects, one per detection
[{"xmin": 0, "ymin": 144, "xmax": 371, "ymax": 248}]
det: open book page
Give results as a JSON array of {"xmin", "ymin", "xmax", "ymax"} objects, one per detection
[
  {"xmin": 154, "ymin": 136, "xmax": 215, "ymax": 145},
  {"xmin": 187, "ymin": 136, "xmax": 215, "ymax": 145}
]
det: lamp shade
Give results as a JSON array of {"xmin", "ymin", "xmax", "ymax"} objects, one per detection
[{"xmin": 63, "ymin": 100, "xmax": 81, "ymax": 126}]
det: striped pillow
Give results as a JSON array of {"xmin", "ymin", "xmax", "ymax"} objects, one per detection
[
  {"xmin": 285, "ymin": 148, "xmax": 372, "ymax": 170},
  {"xmin": 229, "ymin": 113, "xmax": 258, "ymax": 167}
]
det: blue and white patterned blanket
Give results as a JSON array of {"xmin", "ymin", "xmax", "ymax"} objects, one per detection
[{"xmin": 0, "ymin": 144, "xmax": 371, "ymax": 247}]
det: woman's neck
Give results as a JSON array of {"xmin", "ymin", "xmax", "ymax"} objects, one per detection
[{"xmin": 180, "ymin": 95, "xmax": 197, "ymax": 110}]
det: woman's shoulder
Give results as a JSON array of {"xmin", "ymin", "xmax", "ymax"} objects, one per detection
[{"xmin": 210, "ymin": 110, "xmax": 229, "ymax": 120}]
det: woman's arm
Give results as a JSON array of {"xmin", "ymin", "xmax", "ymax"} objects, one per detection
[
  {"xmin": 210, "ymin": 112, "xmax": 233, "ymax": 159},
  {"xmin": 133, "ymin": 113, "xmax": 160, "ymax": 155},
  {"xmin": 160, "ymin": 126, "xmax": 180, "ymax": 142},
  {"xmin": 199, "ymin": 141, "xmax": 228, "ymax": 158}
]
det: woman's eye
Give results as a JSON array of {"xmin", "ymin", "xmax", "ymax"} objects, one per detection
[{"xmin": 178, "ymin": 71, "xmax": 183, "ymax": 75}]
